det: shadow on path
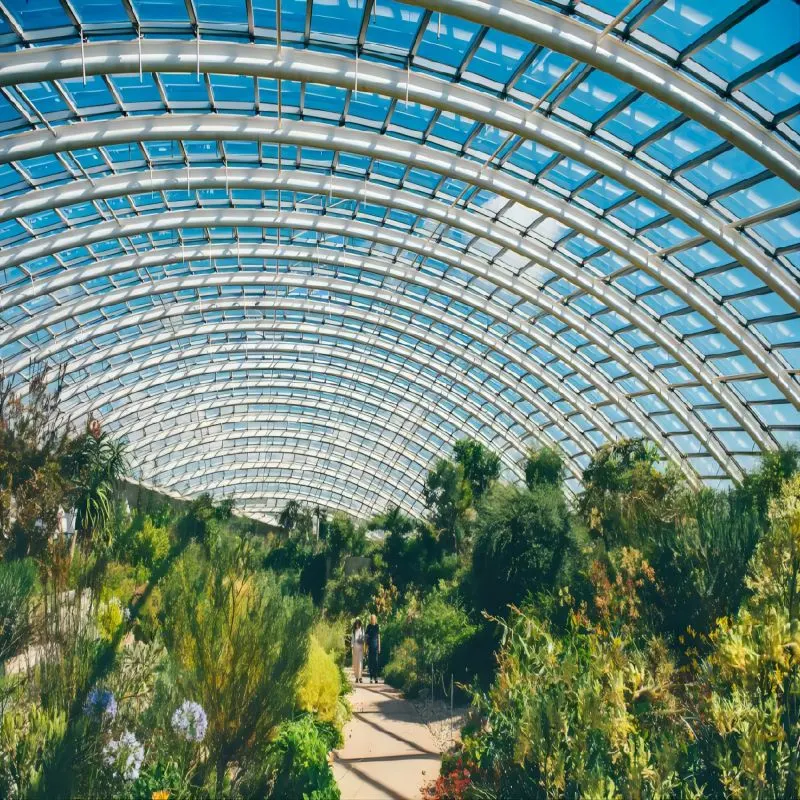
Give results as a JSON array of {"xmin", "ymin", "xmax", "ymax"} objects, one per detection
[{"xmin": 333, "ymin": 672, "xmax": 442, "ymax": 800}]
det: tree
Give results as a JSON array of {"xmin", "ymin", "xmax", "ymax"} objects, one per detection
[
  {"xmin": 176, "ymin": 492, "xmax": 235, "ymax": 543},
  {"xmin": 471, "ymin": 483, "xmax": 572, "ymax": 615},
  {"xmin": 736, "ymin": 446, "xmax": 800, "ymax": 524},
  {"xmin": 322, "ymin": 512, "xmax": 365, "ymax": 568},
  {"xmin": 453, "ymin": 438, "xmax": 500, "ymax": 501},
  {"xmin": 278, "ymin": 500, "xmax": 313, "ymax": 540},
  {"xmin": 524, "ymin": 446, "xmax": 564, "ymax": 488},
  {"xmin": 651, "ymin": 488, "xmax": 761, "ymax": 643},
  {"xmin": 370, "ymin": 504, "xmax": 414, "ymax": 537},
  {"xmin": 0, "ymin": 367, "xmax": 70, "ymax": 557},
  {"xmin": 423, "ymin": 458, "xmax": 472, "ymax": 554},
  {"xmin": 278, "ymin": 500, "xmax": 302, "ymax": 532},
  {"xmin": 62, "ymin": 428, "xmax": 128, "ymax": 556},
  {"xmin": 578, "ymin": 438, "xmax": 684, "ymax": 549}
]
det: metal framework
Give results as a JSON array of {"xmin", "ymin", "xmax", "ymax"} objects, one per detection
[{"xmin": 0, "ymin": 0, "xmax": 797, "ymax": 519}]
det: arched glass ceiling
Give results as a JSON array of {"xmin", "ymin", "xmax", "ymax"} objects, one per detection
[{"xmin": 0, "ymin": 0, "xmax": 798, "ymax": 519}]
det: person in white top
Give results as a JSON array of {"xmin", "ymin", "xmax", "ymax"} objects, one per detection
[{"xmin": 351, "ymin": 618, "xmax": 365, "ymax": 683}]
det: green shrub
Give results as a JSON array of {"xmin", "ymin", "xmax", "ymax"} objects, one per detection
[
  {"xmin": 0, "ymin": 558, "xmax": 39, "ymax": 665},
  {"xmin": 693, "ymin": 473, "xmax": 800, "ymax": 798},
  {"xmin": 0, "ymin": 704, "xmax": 67, "ymax": 799},
  {"xmin": 383, "ymin": 586, "xmax": 475, "ymax": 699},
  {"xmin": 126, "ymin": 760, "xmax": 188, "ymax": 800},
  {"xmin": 578, "ymin": 438, "xmax": 685, "ymax": 549},
  {"xmin": 162, "ymin": 538, "xmax": 314, "ymax": 793},
  {"xmin": 132, "ymin": 519, "xmax": 170, "ymax": 569},
  {"xmin": 267, "ymin": 716, "xmax": 340, "ymax": 800},
  {"xmin": 321, "ymin": 512, "xmax": 366, "ymax": 569},
  {"xmin": 384, "ymin": 637, "xmax": 421, "ymax": 696},
  {"xmin": 524, "ymin": 446, "xmax": 564, "ymax": 488},
  {"xmin": 463, "ymin": 605, "xmax": 689, "ymax": 799},
  {"xmin": 100, "ymin": 561, "xmax": 148, "ymax": 604},
  {"xmin": 324, "ymin": 569, "xmax": 380, "ymax": 618},
  {"xmin": 651, "ymin": 488, "xmax": 761, "ymax": 644},
  {"xmin": 299, "ymin": 552, "xmax": 327, "ymax": 606},
  {"xmin": 237, "ymin": 715, "xmax": 340, "ymax": 800},
  {"xmin": 95, "ymin": 597, "xmax": 124, "ymax": 642},
  {"xmin": 471, "ymin": 483, "xmax": 572, "ymax": 616},
  {"xmin": 313, "ymin": 618, "xmax": 346, "ymax": 662},
  {"xmin": 381, "ymin": 524, "xmax": 451, "ymax": 596},
  {"xmin": 297, "ymin": 637, "xmax": 344, "ymax": 726}
]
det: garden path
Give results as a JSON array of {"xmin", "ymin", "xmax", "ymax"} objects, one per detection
[{"xmin": 332, "ymin": 671, "xmax": 443, "ymax": 799}]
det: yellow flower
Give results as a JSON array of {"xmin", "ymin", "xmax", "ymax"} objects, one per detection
[{"xmin": 152, "ymin": 791, "xmax": 170, "ymax": 800}]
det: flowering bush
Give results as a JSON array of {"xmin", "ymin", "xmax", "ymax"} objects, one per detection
[
  {"xmin": 171, "ymin": 700, "xmax": 208, "ymax": 742},
  {"xmin": 103, "ymin": 730, "xmax": 144, "ymax": 782},
  {"xmin": 162, "ymin": 540, "xmax": 313, "ymax": 793},
  {"xmin": 83, "ymin": 687, "xmax": 118, "ymax": 722},
  {"xmin": 422, "ymin": 758, "xmax": 472, "ymax": 799},
  {"xmin": 461, "ymin": 604, "xmax": 688, "ymax": 798},
  {"xmin": 696, "ymin": 474, "xmax": 800, "ymax": 797}
]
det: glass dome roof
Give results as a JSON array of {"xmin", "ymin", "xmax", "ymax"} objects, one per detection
[{"xmin": 0, "ymin": 0, "xmax": 797, "ymax": 520}]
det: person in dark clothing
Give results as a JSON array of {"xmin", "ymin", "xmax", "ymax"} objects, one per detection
[{"xmin": 365, "ymin": 614, "xmax": 381, "ymax": 683}]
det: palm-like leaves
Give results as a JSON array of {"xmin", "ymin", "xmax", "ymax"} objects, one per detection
[{"xmin": 63, "ymin": 432, "xmax": 128, "ymax": 541}]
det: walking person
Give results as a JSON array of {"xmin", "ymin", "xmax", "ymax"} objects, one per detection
[
  {"xmin": 351, "ymin": 618, "xmax": 365, "ymax": 683},
  {"xmin": 365, "ymin": 614, "xmax": 381, "ymax": 683}
]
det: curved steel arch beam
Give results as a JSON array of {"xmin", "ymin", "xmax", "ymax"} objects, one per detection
[
  {"xmin": 126, "ymin": 411, "xmax": 509, "ymax": 494},
  {"xmin": 154, "ymin": 460, "xmax": 416, "ymax": 509},
  {"xmin": 70, "ymin": 357, "xmax": 534, "ymax": 478},
  {"xmin": 227, "ymin": 487, "xmax": 383, "ymax": 521},
  {"xmin": 9, "ymin": 236, "xmax": 742, "ymax": 480},
  {"xmin": 168, "ymin": 463, "xmax": 409, "ymax": 503},
  {"xmin": 150, "ymin": 462, "xmax": 407, "ymax": 521},
  {"xmin": 8, "ymin": 276, "xmax": 615, "ymax": 464},
  {"xmin": 161, "ymin": 454, "xmax": 422, "ymax": 521},
  {"xmin": 170, "ymin": 467, "xmax": 410, "ymax": 518},
  {"xmin": 141, "ymin": 438, "xmax": 430, "ymax": 488},
  {"xmin": 45, "ymin": 251, "xmax": 703, "ymax": 480},
  {"xmin": 57, "ymin": 337, "xmax": 567, "ymax": 484},
  {"xmin": 138, "ymin": 430, "xmax": 438, "ymax": 486},
  {"xmin": 121, "ymin": 400, "xmax": 456, "ymax": 500},
  {"xmin": 5, "ymin": 167, "xmax": 791, "ymax": 418},
  {"xmin": 63, "ymin": 344, "xmax": 543, "ymax": 463},
  {"xmin": 406, "ymin": 0, "xmax": 798, "ymax": 185},
  {"xmin": 13, "ymin": 303, "xmax": 582, "ymax": 472},
  {"xmin": 0, "ymin": 42, "xmax": 789, "ymax": 312},
  {"xmin": 2, "ymin": 207, "xmax": 775, "ymax": 455},
  {"xmin": 4, "ymin": 126, "xmax": 792, "ymax": 341},
  {"xmin": 70, "ymin": 310, "xmax": 590, "ymax": 477},
  {"xmin": 117, "ymin": 401, "xmax": 520, "ymax": 504}
]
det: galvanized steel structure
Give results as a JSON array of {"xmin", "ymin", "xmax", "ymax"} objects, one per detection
[{"xmin": 0, "ymin": 0, "xmax": 798, "ymax": 519}]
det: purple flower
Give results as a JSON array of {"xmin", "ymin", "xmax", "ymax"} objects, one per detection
[
  {"xmin": 171, "ymin": 700, "xmax": 208, "ymax": 742},
  {"xmin": 83, "ymin": 687, "xmax": 117, "ymax": 721},
  {"xmin": 103, "ymin": 730, "xmax": 144, "ymax": 781}
]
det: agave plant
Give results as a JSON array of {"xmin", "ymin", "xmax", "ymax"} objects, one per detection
[{"xmin": 63, "ymin": 431, "xmax": 128, "ymax": 557}]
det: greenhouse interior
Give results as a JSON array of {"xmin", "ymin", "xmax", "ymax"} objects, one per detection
[{"xmin": 0, "ymin": 0, "xmax": 799, "ymax": 797}]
